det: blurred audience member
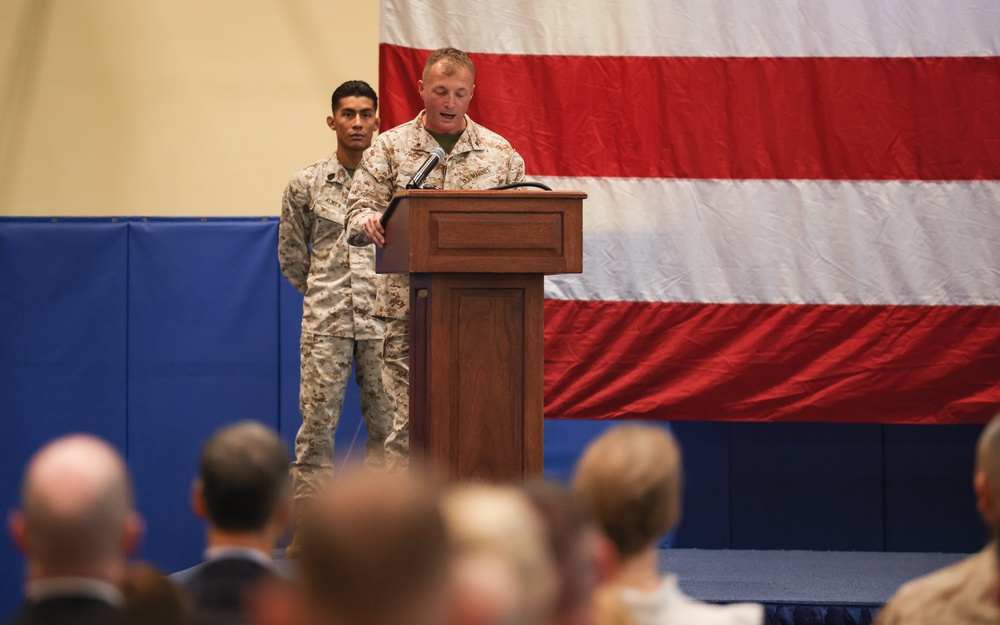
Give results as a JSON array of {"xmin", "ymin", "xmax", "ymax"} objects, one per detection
[
  {"xmin": 876, "ymin": 410, "xmax": 1000, "ymax": 625},
  {"xmin": 592, "ymin": 584, "xmax": 640, "ymax": 625},
  {"xmin": 523, "ymin": 480, "xmax": 618, "ymax": 625},
  {"xmin": 5, "ymin": 434, "xmax": 144, "ymax": 625},
  {"xmin": 256, "ymin": 469, "xmax": 451, "ymax": 625},
  {"xmin": 122, "ymin": 562, "xmax": 192, "ymax": 625},
  {"xmin": 442, "ymin": 484, "xmax": 559, "ymax": 625},
  {"xmin": 182, "ymin": 421, "xmax": 291, "ymax": 624},
  {"xmin": 573, "ymin": 425, "xmax": 763, "ymax": 625}
]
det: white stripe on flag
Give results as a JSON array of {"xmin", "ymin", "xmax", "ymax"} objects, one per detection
[
  {"xmin": 380, "ymin": 0, "xmax": 1000, "ymax": 57},
  {"xmin": 536, "ymin": 177, "xmax": 1000, "ymax": 307}
]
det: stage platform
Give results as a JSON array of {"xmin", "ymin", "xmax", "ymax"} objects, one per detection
[
  {"xmin": 667, "ymin": 549, "xmax": 968, "ymax": 624},
  {"xmin": 172, "ymin": 548, "xmax": 970, "ymax": 624},
  {"xmin": 668, "ymin": 548, "xmax": 966, "ymax": 604}
]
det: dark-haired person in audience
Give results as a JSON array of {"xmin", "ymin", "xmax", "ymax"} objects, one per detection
[
  {"xmin": 573, "ymin": 425, "xmax": 763, "ymax": 625},
  {"xmin": 875, "ymin": 410, "xmax": 1000, "ymax": 625},
  {"xmin": 122, "ymin": 562, "xmax": 192, "ymax": 625},
  {"xmin": 5, "ymin": 434, "xmax": 144, "ymax": 625},
  {"xmin": 179, "ymin": 421, "xmax": 291, "ymax": 625},
  {"xmin": 523, "ymin": 480, "xmax": 620, "ymax": 625}
]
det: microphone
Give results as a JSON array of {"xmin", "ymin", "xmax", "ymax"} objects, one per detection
[{"xmin": 405, "ymin": 147, "xmax": 446, "ymax": 189}]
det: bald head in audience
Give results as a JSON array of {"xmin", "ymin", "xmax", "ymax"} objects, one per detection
[{"xmin": 8, "ymin": 434, "xmax": 143, "ymax": 584}]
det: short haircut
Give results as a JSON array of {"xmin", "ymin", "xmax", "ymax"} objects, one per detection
[
  {"xmin": 572, "ymin": 425, "xmax": 683, "ymax": 558},
  {"xmin": 422, "ymin": 47, "xmax": 475, "ymax": 81},
  {"xmin": 330, "ymin": 80, "xmax": 378, "ymax": 114},
  {"xmin": 199, "ymin": 421, "xmax": 289, "ymax": 532}
]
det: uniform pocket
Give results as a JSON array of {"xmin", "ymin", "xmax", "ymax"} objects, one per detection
[{"xmin": 312, "ymin": 193, "xmax": 346, "ymax": 226}]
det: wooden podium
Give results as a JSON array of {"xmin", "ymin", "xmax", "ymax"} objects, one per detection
[{"xmin": 376, "ymin": 189, "xmax": 584, "ymax": 481}]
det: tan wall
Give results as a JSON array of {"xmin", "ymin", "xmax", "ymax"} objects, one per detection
[{"xmin": 0, "ymin": 0, "xmax": 381, "ymax": 216}]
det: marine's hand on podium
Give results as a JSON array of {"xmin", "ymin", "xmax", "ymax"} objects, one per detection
[{"xmin": 363, "ymin": 213, "xmax": 385, "ymax": 248}]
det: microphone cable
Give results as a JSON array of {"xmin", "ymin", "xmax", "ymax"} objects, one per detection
[{"xmin": 489, "ymin": 181, "xmax": 553, "ymax": 191}]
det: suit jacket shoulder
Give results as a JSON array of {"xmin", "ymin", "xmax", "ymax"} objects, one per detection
[
  {"xmin": 4, "ymin": 596, "xmax": 130, "ymax": 625},
  {"xmin": 183, "ymin": 557, "xmax": 275, "ymax": 624}
]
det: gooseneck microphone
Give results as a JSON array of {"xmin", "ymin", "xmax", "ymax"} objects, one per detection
[{"xmin": 405, "ymin": 147, "xmax": 446, "ymax": 189}]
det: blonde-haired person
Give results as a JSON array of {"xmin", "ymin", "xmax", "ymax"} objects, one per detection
[
  {"xmin": 573, "ymin": 425, "xmax": 763, "ymax": 625},
  {"xmin": 441, "ymin": 484, "xmax": 559, "ymax": 625}
]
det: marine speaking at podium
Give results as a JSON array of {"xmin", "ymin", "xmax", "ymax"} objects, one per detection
[{"xmin": 346, "ymin": 46, "xmax": 525, "ymax": 470}]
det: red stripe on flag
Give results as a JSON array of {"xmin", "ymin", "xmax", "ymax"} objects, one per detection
[
  {"xmin": 381, "ymin": 44, "xmax": 1000, "ymax": 181},
  {"xmin": 543, "ymin": 300, "xmax": 1000, "ymax": 424}
]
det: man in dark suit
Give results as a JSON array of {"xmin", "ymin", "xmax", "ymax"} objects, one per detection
[
  {"xmin": 5, "ymin": 434, "xmax": 144, "ymax": 625},
  {"xmin": 180, "ymin": 421, "xmax": 292, "ymax": 624}
]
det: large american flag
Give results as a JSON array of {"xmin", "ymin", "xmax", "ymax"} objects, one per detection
[{"xmin": 378, "ymin": 0, "xmax": 1000, "ymax": 424}]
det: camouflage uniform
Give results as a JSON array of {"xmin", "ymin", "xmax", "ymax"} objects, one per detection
[
  {"xmin": 875, "ymin": 544, "xmax": 999, "ymax": 625},
  {"xmin": 346, "ymin": 112, "xmax": 525, "ymax": 468},
  {"xmin": 279, "ymin": 154, "xmax": 393, "ymax": 499}
]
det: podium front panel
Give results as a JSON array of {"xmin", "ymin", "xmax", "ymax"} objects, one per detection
[{"xmin": 410, "ymin": 272, "xmax": 544, "ymax": 481}]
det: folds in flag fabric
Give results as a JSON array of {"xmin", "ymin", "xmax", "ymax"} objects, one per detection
[{"xmin": 378, "ymin": 0, "xmax": 1000, "ymax": 424}]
